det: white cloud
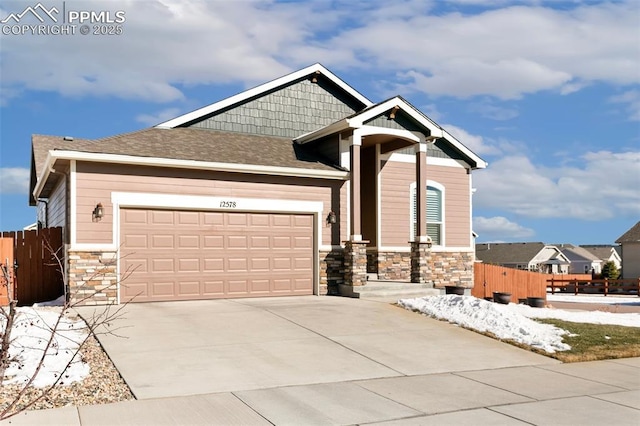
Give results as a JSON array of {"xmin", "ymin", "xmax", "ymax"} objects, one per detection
[
  {"xmin": 609, "ymin": 90, "xmax": 640, "ymax": 121},
  {"xmin": 443, "ymin": 124, "xmax": 501, "ymax": 156},
  {"xmin": 0, "ymin": 168, "xmax": 30, "ymax": 194},
  {"xmin": 474, "ymin": 151, "xmax": 640, "ymax": 220},
  {"xmin": 474, "ymin": 216, "xmax": 535, "ymax": 240},
  {"xmin": 468, "ymin": 100, "xmax": 519, "ymax": 121},
  {"xmin": 136, "ymin": 108, "xmax": 182, "ymax": 126},
  {"xmin": 1, "ymin": 1, "xmax": 638, "ymax": 103}
]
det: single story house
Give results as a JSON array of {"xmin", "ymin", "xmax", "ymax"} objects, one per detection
[
  {"xmin": 579, "ymin": 245, "xmax": 622, "ymax": 271},
  {"xmin": 558, "ymin": 244, "xmax": 602, "ymax": 275},
  {"xmin": 615, "ymin": 221, "xmax": 640, "ymax": 279},
  {"xmin": 475, "ymin": 242, "xmax": 571, "ymax": 274},
  {"xmin": 30, "ymin": 64, "xmax": 486, "ymax": 305}
]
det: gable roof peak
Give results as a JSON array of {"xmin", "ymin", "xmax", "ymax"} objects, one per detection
[{"xmin": 155, "ymin": 63, "xmax": 372, "ymax": 129}]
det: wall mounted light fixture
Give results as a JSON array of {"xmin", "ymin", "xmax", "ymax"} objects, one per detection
[
  {"xmin": 326, "ymin": 211, "xmax": 337, "ymax": 225},
  {"xmin": 92, "ymin": 203, "xmax": 104, "ymax": 222}
]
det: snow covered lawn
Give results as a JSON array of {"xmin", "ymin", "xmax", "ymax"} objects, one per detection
[
  {"xmin": 398, "ymin": 295, "xmax": 640, "ymax": 354},
  {"xmin": 1, "ymin": 307, "xmax": 89, "ymax": 387}
]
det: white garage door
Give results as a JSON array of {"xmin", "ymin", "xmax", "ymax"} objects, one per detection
[{"xmin": 120, "ymin": 209, "xmax": 314, "ymax": 302}]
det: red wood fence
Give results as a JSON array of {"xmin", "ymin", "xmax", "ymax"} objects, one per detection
[
  {"xmin": 472, "ymin": 263, "xmax": 591, "ymax": 303},
  {"xmin": 548, "ymin": 277, "xmax": 640, "ymax": 296},
  {"xmin": 0, "ymin": 227, "xmax": 64, "ymax": 306}
]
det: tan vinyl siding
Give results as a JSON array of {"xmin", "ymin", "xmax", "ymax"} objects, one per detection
[
  {"xmin": 74, "ymin": 162, "xmax": 345, "ymax": 246},
  {"xmin": 380, "ymin": 161, "xmax": 470, "ymax": 247}
]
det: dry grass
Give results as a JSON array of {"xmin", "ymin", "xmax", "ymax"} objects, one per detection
[{"xmin": 535, "ymin": 319, "xmax": 640, "ymax": 362}]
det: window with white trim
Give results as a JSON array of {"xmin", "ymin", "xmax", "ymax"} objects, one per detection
[{"xmin": 410, "ymin": 182, "xmax": 444, "ymax": 245}]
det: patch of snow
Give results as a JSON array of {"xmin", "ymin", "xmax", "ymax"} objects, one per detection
[
  {"xmin": 1, "ymin": 307, "xmax": 89, "ymax": 387},
  {"xmin": 507, "ymin": 302, "xmax": 640, "ymax": 328},
  {"xmin": 32, "ymin": 295, "xmax": 66, "ymax": 307},
  {"xmin": 547, "ymin": 294, "xmax": 640, "ymax": 306},
  {"xmin": 399, "ymin": 295, "xmax": 571, "ymax": 353}
]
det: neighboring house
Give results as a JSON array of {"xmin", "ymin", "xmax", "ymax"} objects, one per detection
[
  {"xmin": 580, "ymin": 245, "xmax": 622, "ymax": 271},
  {"xmin": 615, "ymin": 221, "xmax": 640, "ymax": 279},
  {"xmin": 475, "ymin": 242, "xmax": 571, "ymax": 274},
  {"xmin": 29, "ymin": 63, "xmax": 487, "ymax": 305},
  {"xmin": 558, "ymin": 244, "xmax": 602, "ymax": 275}
]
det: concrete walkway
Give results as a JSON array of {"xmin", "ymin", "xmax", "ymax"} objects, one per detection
[{"xmin": 3, "ymin": 296, "xmax": 640, "ymax": 425}]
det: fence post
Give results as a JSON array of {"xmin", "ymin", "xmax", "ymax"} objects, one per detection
[
  {"xmin": 603, "ymin": 278, "xmax": 608, "ymax": 296},
  {"xmin": 550, "ymin": 277, "xmax": 554, "ymax": 294}
]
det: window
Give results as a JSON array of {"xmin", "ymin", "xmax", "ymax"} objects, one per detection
[{"xmin": 411, "ymin": 182, "xmax": 444, "ymax": 245}]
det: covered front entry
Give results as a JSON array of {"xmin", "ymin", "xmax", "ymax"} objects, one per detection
[{"xmin": 120, "ymin": 208, "xmax": 314, "ymax": 302}]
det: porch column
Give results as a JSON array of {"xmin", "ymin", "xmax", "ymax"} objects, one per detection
[
  {"xmin": 350, "ymin": 130, "xmax": 362, "ymax": 241},
  {"xmin": 415, "ymin": 142, "xmax": 427, "ymax": 241},
  {"xmin": 411, "ymin": 140, "xmax": 432, "ymax": 284},
  {"xmin": 340, "ymin": 129, "xmax": 368, "ymax": 295}
]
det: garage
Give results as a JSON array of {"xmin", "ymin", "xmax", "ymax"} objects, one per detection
[{"xmin": 120, "ymin": 208, "xmax": 314, "ymax": 302}]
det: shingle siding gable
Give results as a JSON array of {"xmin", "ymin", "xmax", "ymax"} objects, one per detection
[{"xmin": 187, "ymin": 78, "xmax": 361, "ymax": 139}]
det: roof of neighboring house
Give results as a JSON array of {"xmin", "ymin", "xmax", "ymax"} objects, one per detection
[
  {"xmin": 559, "ymin": 245, "xmax": 602, "ymax": 262},
  {"xmin": 475, "ymin": 242, "xmax": 547, "ymax": 264},
  {"xmin": 32, "ymin": 127, "xmax": 344, "ymax": 179},
  {"xmin": 615, "ymin": 221, "xmax": 640, "ymax": 243},
  {"xmin": 580, "ymin": 245, "xmax": 621, "ymax": 261}
]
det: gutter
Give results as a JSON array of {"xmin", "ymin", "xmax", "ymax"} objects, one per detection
[{"xmin": 33, "ymin": 150, "xmax": 349, "ymax": 200}]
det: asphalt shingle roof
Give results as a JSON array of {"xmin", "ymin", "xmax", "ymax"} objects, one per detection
[
  {"xmin": 615, "ymin": 221, "xmax": 640, "ymax": 243},
  {"xmin": 475, "ymin": 242, "xmax": 546, "ymax": 264},
  {"xmin": 32, "ymin": 127, "xmax": 343, "ymax": 180}
]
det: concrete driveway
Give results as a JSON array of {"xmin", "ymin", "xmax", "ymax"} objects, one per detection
[{"xmin": 79, "ymin": 296, "xmax": 556, "ymax": 400}]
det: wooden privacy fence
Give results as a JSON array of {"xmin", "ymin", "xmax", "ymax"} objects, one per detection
[
  {"xmin": 0, "ymin": 227, "xmax": 64, "ymax": 306},
  {"xmin": 472, "ymin": 263, "xmax": 591, "ymax": 303}
]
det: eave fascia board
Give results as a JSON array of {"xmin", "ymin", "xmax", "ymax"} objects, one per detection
[
  {"xmin": 32, "ymin": 151, "xmax": 55, "ymax": 201},
  {"xmin": 156, "ymin": 63, "xmax": 373, "ymax": 129},
  {"xmin": 294, "ymin": 119, "xmax": 351, "ymax": 144},
  {"xmin": 40, "ymin": 150, "xmax": 349, "ymax": 181}
]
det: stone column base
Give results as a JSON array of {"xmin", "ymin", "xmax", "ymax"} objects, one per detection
[
  {"xmin": 342, "ymin": 240, "xmax": 370, "ymax": 292},
  {"xmin": 410, "ymin": 241, "xmax": 432, "ymax": 284}
]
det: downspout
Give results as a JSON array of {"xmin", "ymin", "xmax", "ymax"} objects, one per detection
[{"xmin": 37, "ymin": 199, "xmax": 49, "ymax": 228}]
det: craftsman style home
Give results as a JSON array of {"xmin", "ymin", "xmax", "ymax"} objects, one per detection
[{"xmin": 29, "ymin": 64, "xmax": 486, "ymax": 305}]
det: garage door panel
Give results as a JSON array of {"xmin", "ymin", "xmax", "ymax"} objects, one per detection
[
  {"xmin": 228, "ymin": 280, "xmax": 249, "ymax": 294},
  {"xmin": 227, "ymin": 236, "xmax": 248, "ymax": 248},
  {"xmin": 294, "ymin": 236, "xmax": 312, "ymax": 249},
  {"xmin": 152, "ymin": 235, "xmax": 174, "ymax": 248},
  {"xmin": 178, "ymin": 258, "xmax": 200, "ymax": 272},
  {"xmin": 250, "ymin": 258, "xmax": 269, "ymax": 270},
  {"xmin": 203, "ymin": 281, "xmax": 224, "ymax": 295},
  {"xmin": 273, "ymin": 236, "xmax": 292, "ymax": 248},
  {"xmin": 123, "ymin": 234, "xmax": 148, "ymax": 249},
  {"xmin": 152, "ymin": 281, "xmax": 175, "ymax": 297},
  {"xmin": 203, "ymin": 258, "xmax": 224, "ymax": 272},
  {"xmin": 151, "ymin": 210, "xmax": 174, "ymax": 225},
  {"xmin": 227, "ymin": 214, "xmax": 248, "ymax": 226},
  {"xmin": 122, "ymin": 257, "xmax": 148, "ymax": 273},
  {"xmin": 249, "ymin": 214, "xmax": 270, "ymax": 226},
  {"xmin": 250, "ymin": 236, "xmax": 269, "ymax": 248},
  {"xmin": 272, "ymin": 215, "xmax": 291, "ymax": 227},
  {"xmin": 250, "ymin": 280, "xmax": 270, "ymax": 293},
  {"xmin": 204, "ymin": 235, "xmax": 223, "ymax": 248},
  {"xmin": 178, "ymin": 211, "xmax": 200, "ymax": 225},
  {"xmin": 178, "ymin": 281, "xmax": 200, "ymax": 296},
  {"xmin": 178, "ymin": 235, "xmax": 200, "ymax": 248},
  {"xmin": 121, "ymin": 209, "xmax": 314, "ymax": 302},
  {"xmin": 152, "ymin": 259, "xmax": 173, "ymax": 272}
]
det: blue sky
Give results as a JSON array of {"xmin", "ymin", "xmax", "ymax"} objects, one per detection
[{"xmin": 0, "ymin": 0, "xmax": 638, "ymax": 245}]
